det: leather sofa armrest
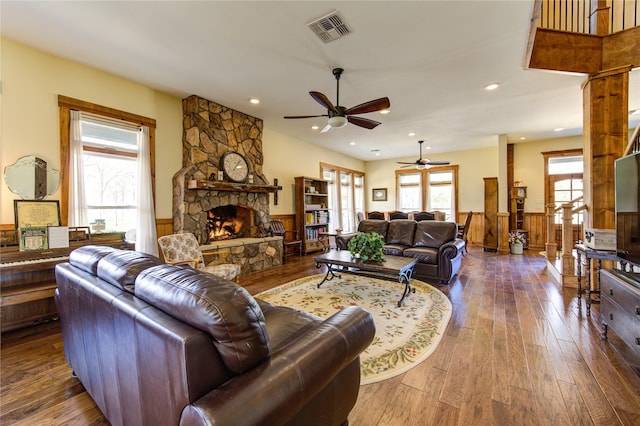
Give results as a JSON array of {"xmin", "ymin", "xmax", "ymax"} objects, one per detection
[
  {"xmin": 335, "ymin": 233, "xmax": 356, "ymax": 251},
  {"xmin": 180, "ymin": 306, "xmax": 375, "ymax": 426},
  {"xmin": 438, "ymin": 238, "xmax": 465, "ymax": 261}
]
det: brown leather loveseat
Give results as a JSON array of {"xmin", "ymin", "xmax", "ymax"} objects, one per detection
[
  {"xmin": 54, "ymin": 245, "xmax": 375, "ymax": 426},
  {"xmin": 336, "ymin": 219, "xmax": 465, "ymax": 284}
]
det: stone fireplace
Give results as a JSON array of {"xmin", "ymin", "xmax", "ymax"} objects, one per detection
[{"xmin": 171, "ymin": 95, "xmax": 281, "ymax": 274}]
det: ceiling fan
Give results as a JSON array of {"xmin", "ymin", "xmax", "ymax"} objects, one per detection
[
  {"xmin": 284, "ymin": 67, "xmax": 390, "ymax": 133},
  {"xmin": 397, "ymin": 140, "xmax": 450, "ymax": 169}
]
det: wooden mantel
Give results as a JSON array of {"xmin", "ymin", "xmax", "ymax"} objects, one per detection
[{"xmin": 189, "ymin": 180, "xmax": 280, "ymax": 193}]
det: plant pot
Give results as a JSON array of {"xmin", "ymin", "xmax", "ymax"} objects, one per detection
[{"xmin": 510, "ymin": 242, "xmax": 524, "ymax": 255}]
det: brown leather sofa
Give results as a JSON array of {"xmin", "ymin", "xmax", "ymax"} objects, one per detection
[
  {"xmin": 54, "ymin": 245, "xmax": 375, "ymax": 426},
  {"xmin": 336, "ymin": 219, "xmax": 465, "ymax": 284}
]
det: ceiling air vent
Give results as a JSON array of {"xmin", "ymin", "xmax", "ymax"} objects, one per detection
[{"xmin": 307, "ymin": 11, "xmax": 352, "ymax": 43}]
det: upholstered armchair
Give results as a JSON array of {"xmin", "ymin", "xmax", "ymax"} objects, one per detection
[{"xmin": 157, "ymin": 233, "xmax": 241, "ymax": 281}]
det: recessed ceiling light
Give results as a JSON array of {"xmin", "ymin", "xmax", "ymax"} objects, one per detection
[
  {"xmin": 554, "ymin": 127, "xmax": 565, "ymax": 132},
  {"xmin": 349, "ymin": 141, "xmax": 356, "ymax": 146},
  {"xmin": 425, "ymin": 145, "xmax": 432, "ymax": 150},
  {"xmin": 379, "ymin": 109, "xmax": 390, "ymax": 114},
  {"xmin": 484, "ymin": 82, "xmax": 500, "ymax": 91},
  {"xmin": 520, "ymin": 136, "xmax": 526, "ymax": 140},
  {"xmin": 408, "ymin": 132, "xmax": 416, "ymax": 137},
  {"xmin": 311, "ymin": 125, "xmax": 319, "ymax": 130},
  {"xmin": 371, "ymin": 149, "xmax": 381, "ymax": 156},
  {"xmin": 375, "ymin": 152, "xmax": 381, "ymax": 156},
  {"xmin": 249, "ymin": 98, "xmax": 260, "ymax": 104}
]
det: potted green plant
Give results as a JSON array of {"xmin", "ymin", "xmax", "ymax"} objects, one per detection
[
  {"xmin": 508, "ymin": 231, "xmax": 526, "ymax": 254},
  {"xmin": 347, "ymin": 231, "xmax": 385, "ymax": 262}
]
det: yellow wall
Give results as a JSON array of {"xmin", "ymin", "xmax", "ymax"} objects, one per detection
[
  {"xmin": 0, "ymin": 38, "xmax": 183, "ymax": 222},
  {"xmin": 262, "ymin": 128, "xmax": 364, "ymax": 216},
  {"xmin": 0, "ymin": 38, "xmax": 594, "ymax": 229},
  {"xmin": 365, "ymin": 145, "xmax": 499, "ymax": 213},
  {"xmin": 0, "ymin": 38, "xmax": 364, "ymax": 224},
  {"xmin": 512, "ymin": 135, "xmax": 583, "ymax": 212}
]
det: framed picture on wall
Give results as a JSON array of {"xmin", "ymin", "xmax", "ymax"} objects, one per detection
[
  {"xmin": 372, "ymin": 188, "xmax": 387, "ymax": 202},
  {"xmin": 14, "ymin": 200, "xmax": 61, "ymax": 229}
]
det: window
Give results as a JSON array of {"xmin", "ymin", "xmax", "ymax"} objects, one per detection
[
  {"xmin": 543, "ymin": 151, "xmax": 584, "ymax": 225},
  {"xmin": 426, "ymin": 170, "xmax": 454, "ymax": 220},
  {"xmin": 321, "ymin": 163, "xmax": 364, "ymax": 233},
  {"xmin": 354, "ymin": 174, "xmax": 364, "ymax": 221},
  {"xmin": 396, "ymin": 165, "xmax": 458, "ymax": 220},
  {"xmin": 397, "ymin": 173, "xmax": 421, "ymax": 211},
  {"xmin": 58, "ymin": 96, "xmax": 158, "ymax": 254},
  {"xmin": 80, "ymin": 115, "xmax": 140, "ymax": 232},
  {"xmin": 340, "ymin": 172, "xmax": 354, "ymax": 232}
]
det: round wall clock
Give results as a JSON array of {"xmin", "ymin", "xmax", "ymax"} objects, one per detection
[{"xmin": 221, "ymin": 151, "xmax": 250, "ymax": 183}]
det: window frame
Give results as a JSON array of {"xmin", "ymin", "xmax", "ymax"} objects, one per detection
[
  {"xmin": 58, "ymin": 95, "xmax": 156, "ymax": 226},
  {"xmin": 395, "ymin": 165, "xmax": 459, "ymax": 219},
  {"xmin": 320, "ymin": 162, "xmax": 364, "ymax": 233}
]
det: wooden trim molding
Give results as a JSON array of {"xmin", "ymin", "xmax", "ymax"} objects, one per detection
[
  {"xmin": 58, "ymin": 95, "xmax": 157, "ymax": 128},
  {"xmin": 319, "ymin": 162, "xmax": 364, "ymax": 177},
  {"xmin": 57, "ymin": 96, "xmax": 156, "ymax": 225}
]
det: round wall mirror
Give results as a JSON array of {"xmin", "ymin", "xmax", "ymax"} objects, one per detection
[{"xmin": 4, "ymin": 155, "xmax": 60, "ymax": 200}]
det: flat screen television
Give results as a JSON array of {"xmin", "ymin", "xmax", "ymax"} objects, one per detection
[{"xmin": 615, "ymin": 151, "xmax": 640, "ymax": 266}]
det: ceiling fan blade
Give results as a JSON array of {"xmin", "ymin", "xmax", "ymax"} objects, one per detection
[
  {"xmin": 283, "ymin": 114, "xmax": 327, "ymax": 119},
  {"xmin": 309, "ymin": 91, "xmax": 337, "ymax": 113},
  {"xmin": 400, "ymin": 164, "xmax": 413, "ymax": 168},
  {"xmin": 426, "ymin": 161, "xmax": 451, "ymax": 165},
  {"xmin": 396, "ymin": 161, "xmax": 416, "ymax": 165},
  {"xmin": 347, "ymin": 116, "xmax": 381, "ymax": 130},
  {"xmin": 345, "ymin": 97, "xmax": 391, "ymax": 115},
  {"xmin": 320, "ymin": 123, "xmax": 333, "ymax": 133}
]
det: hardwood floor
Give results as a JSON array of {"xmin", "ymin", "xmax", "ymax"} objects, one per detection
[{"xmin": 2, "ymin": 247, "xmax": 640, "ymax": 425}]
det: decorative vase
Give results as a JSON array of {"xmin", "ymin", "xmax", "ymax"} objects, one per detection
[{"xmin": 510, "ymin": 242, "xmax": 524, "ymax": 255}]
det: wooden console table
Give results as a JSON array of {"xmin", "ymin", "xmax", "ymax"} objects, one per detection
[
  {"xmin": 575, "ymin": 244, "xmax": 629, "ymax": 315},
  {"xmin": 0, "ymin": 232, "xmax": 131, "ymax": 332}
]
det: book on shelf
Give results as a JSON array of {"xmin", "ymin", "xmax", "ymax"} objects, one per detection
[
  {"xmin": 305, "ymin": 211, "xmax": 329, "ymax": 225},
  {"xmin": 306, "ymin": 226, "xmax": 327, "ymax": 241}
]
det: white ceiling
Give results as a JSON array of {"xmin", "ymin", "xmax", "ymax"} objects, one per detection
[{"xmin": 2, "ymin": 1, "xmax": 639, "ymax": 161}]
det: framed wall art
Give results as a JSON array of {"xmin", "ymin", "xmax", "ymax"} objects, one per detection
[
  {"xmin": 372, "ymin": 188, "xmax": 387, "ymax": 202},
  {"xmin": 14, "ymin": 200, "xmax": 61, "ymax": 229}
]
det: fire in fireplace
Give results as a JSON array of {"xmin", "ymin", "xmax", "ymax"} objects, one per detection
[{"xmin": 207, "ymin": 205, "xmax": 254, "ymax": 242}]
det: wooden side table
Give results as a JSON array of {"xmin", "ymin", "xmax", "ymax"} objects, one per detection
[{"xmin": 575, "ymin": 244, "xmax": 627, "ymax": 315}]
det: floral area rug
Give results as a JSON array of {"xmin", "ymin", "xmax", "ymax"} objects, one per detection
[{"xmin": 257, "ymin": 273, "xmax": 452, "ymax": 385}]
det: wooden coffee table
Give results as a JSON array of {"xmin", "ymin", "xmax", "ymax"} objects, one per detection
[{"xmin": 313, "ymin": 250, "xmax": 417, "ymax": 307}]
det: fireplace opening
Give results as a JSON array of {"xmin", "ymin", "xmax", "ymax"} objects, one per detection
[{"xmin": 207, "ymin": 205, "xmax": 254, "ymax": 242}]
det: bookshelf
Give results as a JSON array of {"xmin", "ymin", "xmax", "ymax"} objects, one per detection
[{"xmin": 295, "ymin": 176, "xmax": 330, "ymax": 254}]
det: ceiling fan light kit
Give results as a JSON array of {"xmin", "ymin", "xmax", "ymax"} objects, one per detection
[
  {"xmin": 328, "ymin": 115, "xmax": 348, "ymax": 128},
  {"xmin": 284, "ymin": 67, "xmax": 390, "ymax": 131}
]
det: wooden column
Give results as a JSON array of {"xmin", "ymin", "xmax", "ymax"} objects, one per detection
[
  {"xmin": 483, "ymin": 177, "xmax": 499, "ymax": 251},
  {"xmin": 582, "ymin": 66, "xmax": 630, "ymax": 231},
  {"xmin": 546, "ymin": 203, "xmax": 557, "ymax": 261}
]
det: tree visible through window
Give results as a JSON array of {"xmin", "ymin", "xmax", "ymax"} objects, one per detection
[{"xmin": 81, "ymin": 115, "xmax": 140, "ymax": 233}]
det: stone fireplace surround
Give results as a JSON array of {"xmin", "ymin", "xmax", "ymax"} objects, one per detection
[{"xmin": 172, "ymin": 95, "xmax": 282, "ymax": 275}]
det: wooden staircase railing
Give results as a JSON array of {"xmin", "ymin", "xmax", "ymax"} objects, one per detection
[
  {"xmin": 537, "ymin": 0, "xmax": 640, "ymax": 34},
  {"xmin": 624, "ymin": 121, "xmax": 640, "ymax": 156},
  {"xmin": 546, "ymin": 195, "xmax": 586, "ymax": 287}
]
